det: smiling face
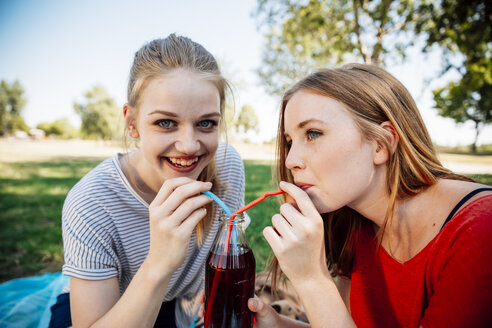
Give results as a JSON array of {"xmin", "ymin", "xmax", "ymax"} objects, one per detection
[
  {"xmin": 127, "ymin": 70, "xmax": 221, "ymax": 188},
  {"xmin": 283, "ymin": 90, "xmax": 381, "ymax": 214}
]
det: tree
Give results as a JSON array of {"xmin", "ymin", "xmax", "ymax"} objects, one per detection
[
  {"xmin": 37, "ymin": 118, "xmax": 77, "ymax": 139},
  {"xmin": 254, "ymin": 0, "xmax": 421, "ymax": 95},
  {"xmin": 0, "ymin": 80, "xmax": 28, "ymax": 135},
  {"xmin": 73, "ymin": 86, "xmax": 120, "ymax": 140},
  {"xmin": 224, "ymin": 103, "xmax": 260, "ymax": 142},
  {"xmin": 234, "ymin": 105, "xmax": 260, "ymax": 134},
  {"xmin": 416, "ymin": 0, "xmax": 492, "ymax": 152}
]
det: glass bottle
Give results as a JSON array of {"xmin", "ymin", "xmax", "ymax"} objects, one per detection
[{"xmin": 204, "ymin": 213, "xmax": 256, "ymax": 328}]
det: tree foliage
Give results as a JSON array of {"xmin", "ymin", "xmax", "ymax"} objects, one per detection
[
  {"xmin": 37, "ymin": 118, "xmax": 77, "ymax": 139},
  {"xmin": 73, "ymin": 86, "xmax": 120, "ymax": 140},
  {"xmin": 0, "ymin": 80, "xmax": 28, "ymax": 135},
  {"xmin": 224, "ymin": 103, "xmax": 260, "ymax": 141},
  {"xmin": 235, "ymin": 105, "xmax": 260, "ymax": 134},
  {"xmin": 254, "ymin": 0, "xmax": 421, "ymax": 95},
  {"xmin": 255, "ymin": 0, "xmax": 491, "ymax": 150},
  {"xmin": 416, "ymin": 0, "xmax": 492, "ymax": 151}
]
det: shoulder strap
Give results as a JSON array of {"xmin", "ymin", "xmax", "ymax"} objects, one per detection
[{"xmin": 441, "ymin": 187, "xmax": 492, "ymax": 230}]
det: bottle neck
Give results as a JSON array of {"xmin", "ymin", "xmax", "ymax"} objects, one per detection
[{"xmin": 212, "ymin": 214, "xmax": 250, "ymax": 254}]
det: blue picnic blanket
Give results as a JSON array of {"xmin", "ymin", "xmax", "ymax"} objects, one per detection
[{"xmin": 0, "ymin": 272, "xmax": 68, "ymax": 328}]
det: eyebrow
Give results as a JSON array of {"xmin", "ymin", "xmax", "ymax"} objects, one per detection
[
  {"xmin": 283, "ymin": 118, "xmax": 326, "ymax": 138},
  {"xmin": 148, "ymin": 110, "xmax": 221, "ymax": 119},
  {"xmin": 297, "ymin": 118, "xmax": 325, "ymax": 128}
]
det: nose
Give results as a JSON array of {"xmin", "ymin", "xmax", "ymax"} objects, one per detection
[
  {"xmin": 175, "ymin": 126, "xmax": 200, "ymax": 154},
  {"xmin": 285, "ymin": 142, "xmax": 306, "ymax": 171}
]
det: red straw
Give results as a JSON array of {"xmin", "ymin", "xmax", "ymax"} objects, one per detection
[
  {"xmin": 204, "ymin": 189, "xmax": 285, "ymax": 327},
  {"xmin": 224, "ymin": 189, "xmax": 285, "ymax": 252}
]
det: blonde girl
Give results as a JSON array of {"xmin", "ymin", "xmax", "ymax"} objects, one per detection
[{"xmin": 50, "ymin": 34, "xmax": 246, "ymax": 328}]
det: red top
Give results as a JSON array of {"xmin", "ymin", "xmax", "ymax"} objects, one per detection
[{"xmin": 349, "ymin": 195, "xmax": 492, "ymax": 328}]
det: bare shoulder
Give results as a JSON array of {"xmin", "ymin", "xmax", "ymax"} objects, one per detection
[
  {"xmin": 424, "ymin": 179, "xmax": 492, "ymax": 224},
  {"xmin": 437, "ymin": 179, "xmax": 492, "ymax": 205}
]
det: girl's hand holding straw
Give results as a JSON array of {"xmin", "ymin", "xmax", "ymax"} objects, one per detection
[{"xmin": 147, "ymin": 178, "xmax": 213, "ymax": 275}]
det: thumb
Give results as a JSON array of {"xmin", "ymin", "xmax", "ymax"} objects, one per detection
[{"xmin": 248, "ymin": 297, "xmax": 279, "ymax": 327}]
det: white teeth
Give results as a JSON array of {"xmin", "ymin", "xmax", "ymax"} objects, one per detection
[{"xmin": 168, "ymin": 157, "xmax": 199, "ymax": 167}]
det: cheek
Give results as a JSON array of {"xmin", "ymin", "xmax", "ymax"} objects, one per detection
[
  {"xmin": 202, "ymin": 133, "xmax": 219, "ymax": 153},
  {"xmin": 332, "ymin": 145, "xmax": 375, "ymax": 196},
  {"xmin": 141, "ymin": 133, "xmax": 172, "ymax": 157},
  {"xmin": 312, "ymin": 142, "xmax": 374, "ymax": 209}
]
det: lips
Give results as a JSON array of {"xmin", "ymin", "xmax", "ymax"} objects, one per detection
[
  {"xmin": 163, "ymin": 155, "xmax": 202, "ymax": 173},
  {"xmin": 167, "ymin": 156, "xmax": 198, "ymax": 167},
  {"xmin": 295, "ymin": 182, "xmax": 313, "ymax": 190}
]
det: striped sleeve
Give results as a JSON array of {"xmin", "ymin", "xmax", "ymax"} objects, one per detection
[{"xmin": 62, "ymin": 172, "xmax": 120, "ymax": 280}]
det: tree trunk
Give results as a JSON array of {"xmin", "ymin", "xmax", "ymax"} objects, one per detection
[{"xmin": 471, "ymin": 121, "xmax": 481, "ymax": 153}]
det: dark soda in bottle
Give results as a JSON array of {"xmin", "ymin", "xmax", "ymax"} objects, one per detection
[{"xmin": 205, "ymin": 213, "xmax": 255, "ymax": 328}]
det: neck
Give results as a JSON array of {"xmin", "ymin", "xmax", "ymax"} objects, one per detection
[
  {"xmin": 121, "ymin": 151, "xmax": 161, "ymax": 203},
  {"xmin": 349, "ymin": 166, "xmax": 391, "ymax": 229},
  {"xmin": 370, "ymin": 184, "xmax": 439, "ymax": 262},
  {"xmin": 345, "ymin": 166, "xmax": 420, "ymax": 261}
]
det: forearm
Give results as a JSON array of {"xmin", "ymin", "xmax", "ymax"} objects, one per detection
[
  {"xmin": 89, "ymin": 260, "xmax": 172, "ymax": 328},
  {"xmin": 293, "ymin": 274, "xmax": 355, "ymax": 328}
]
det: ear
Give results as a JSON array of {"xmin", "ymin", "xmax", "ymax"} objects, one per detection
[
  {"xmin": 374, "ymin": 121, "xmax": 399, "ymax": 165},
  {"xmin": 123, "ymin": 103, "xmax": 139, "ymax": 139}
]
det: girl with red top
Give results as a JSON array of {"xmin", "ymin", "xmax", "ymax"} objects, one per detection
[{"xmin": 248, "ymin": 64, "xmax": 492, "ymax": 327}]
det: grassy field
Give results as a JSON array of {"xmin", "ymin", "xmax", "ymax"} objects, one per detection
[
  {"xmin": 0, "ymin": 156, "xmax": 281, "ymax": 282},
  {"xmin": 0, "ymin": 140, "xmax": 491, "ymax": 282},
  {"xmin": 0, "ymin": 159, "xmax": 99, "ymax": 281}
]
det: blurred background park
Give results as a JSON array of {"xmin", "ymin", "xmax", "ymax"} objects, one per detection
[{"xmin": 1, "ymin": 0, "xmax": 491, "ymax": 281}]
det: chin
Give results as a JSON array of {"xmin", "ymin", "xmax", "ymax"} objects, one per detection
[
  {"xmin": 309, "ymin": 194, "xmax": 338, "ymax": 214},
  {"xmin": 316, "ymin": 204, "xmax": 331, "ymax": 214},
  {"xmin": 168, "ymin": 169, "xmax": 202, "ymax": 181}
]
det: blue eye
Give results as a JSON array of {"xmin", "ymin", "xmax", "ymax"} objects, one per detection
[
  {"xmin": 307, "ymin": 130, "xmax": 321, "ymax": 141},
  {"xmin": 157, "ymin": 120, "xmax": 175, "ymax": 128},
  {"xmin": 198, "ymin": 120, "xmax": 217, "ymax": 129}
]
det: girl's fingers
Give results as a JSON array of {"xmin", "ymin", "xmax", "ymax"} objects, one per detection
[
  {"xmin": 197, "ymin": 289, "xmax": 205, "ymax": 317},
  {"xmin": 278, "ymin": 202, "xmax": 306, "ymax": 231},
  {"xmin": 152, "ymin": 177, "xmax": 195, "ymax": 205},
  {"xmin": 248, "ymin": 296, "xmax": 281, "ymax": 327},
  {"xmin": 199, "ymin": 304, "xmax": 205, "ymax": 318},
  {"xmin": 177, "ymin": 207, "xmax": 208, "ymax": 235},
  {"xmin": 198, "ymin": 289, "xmax": 205, "ymax": 303},
  {"xmin": 279, "ymin": 181, "xmax": 319, "ymax": 217},
  {"xmin": 171, "ymin": 194, "xmax": 212, "ymax": 225},
  {"xmin": 271, "ymin": 214, "xmax": 295, "ymax": 240},
  {"xmin": 155, "ymin": 180, "xmax": 212, "ymax": 216},
  {"xmin": 263, "ymin": 226, "xmax": 283, "ymax": 254}
]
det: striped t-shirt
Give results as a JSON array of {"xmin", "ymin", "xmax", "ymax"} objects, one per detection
[{"xmin": 62, "ymin": 142, "xmax": 247, "ymax": 327}]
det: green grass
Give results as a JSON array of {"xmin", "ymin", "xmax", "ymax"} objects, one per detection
[
  {"xmin": 0, "ymin": 157, "xmax": 491, "ymax": 282},
  {"xmin": 243, "ymin": 160, "xmax": 280, "ymax": 272},
  {"xmin": 0, "ymin": 159, "xmax": 101, "ymax": 282},
  {"xmin": 468, "ymin": 174, "xmax": 492, "ymax": 185},
  {"xmin": 437, "ymin": 143, "xmax": 492, "ymax": 155}
]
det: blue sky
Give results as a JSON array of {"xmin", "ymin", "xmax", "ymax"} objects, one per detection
[{"xmin": 1, "ymin": 0, "xmax": 491, "ymax": 146}]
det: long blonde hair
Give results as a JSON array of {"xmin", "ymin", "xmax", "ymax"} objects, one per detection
[
  {"xmin": 272, "ymin": 63, "xmax": 471, "ymax": 281},
  {"xmin": 125, "ymin": 34, "xmax": 230, "ymax": 243}
]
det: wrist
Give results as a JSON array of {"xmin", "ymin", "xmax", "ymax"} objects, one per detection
[
  {"xmin": 292, "ymin": 271, "xmax": 336, "ymax": 299},
  {"xmin": 140, "ymin": 257, "xmax": 172, "ymax": 290},
  {"xmin": 291, "ymin": 268, "xmax": 333, "ymax": 289}
]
